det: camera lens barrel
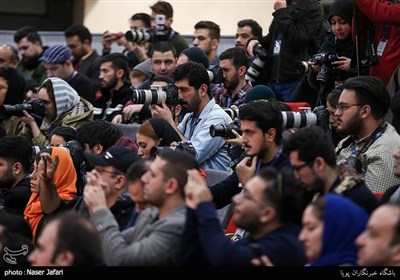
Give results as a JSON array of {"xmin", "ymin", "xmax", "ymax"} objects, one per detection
[
  {"xmin": 132, "ymin": 89, "xmax": 166, "ymax": 105},
  {"xmin": 281, "ymin": 111, "xmax": 317, "ymax": 129}
]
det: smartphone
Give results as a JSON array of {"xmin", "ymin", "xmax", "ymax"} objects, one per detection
[{"xmin": 155, "ymin": 14, "xmax": 166, "ymax": 34}]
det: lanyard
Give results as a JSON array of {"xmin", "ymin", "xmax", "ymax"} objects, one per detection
[
  {"xmin": 351, "ymin": 122, "xmax": 387, "ymax": 158},
  {"xmin": 256, "ymin": 146, "xmax": 283, "ymax": 174}
]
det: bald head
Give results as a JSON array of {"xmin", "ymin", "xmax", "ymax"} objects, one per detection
[{"xmin": 0, "ymin": 44, "xmax": 20, "ymax": 68}]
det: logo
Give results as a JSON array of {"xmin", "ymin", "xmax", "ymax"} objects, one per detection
[{"xmin": 3, "ymin": 245, "xmax": 29, "ymax": 265}]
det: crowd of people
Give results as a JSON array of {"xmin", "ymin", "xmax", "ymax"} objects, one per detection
[{"xmin": 0, "ymin": 0, "xmax": 400, "ymax": 269}]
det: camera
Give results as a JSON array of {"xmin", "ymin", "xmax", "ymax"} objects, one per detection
[
  {"xmin": 132, "ymin": 84, "xmax": 178, "ymax": 106},
  {"xmin": 124, "ymin": 17, "xmax": 167, "ymax": 43},
  {"xmin": 223, "ymin": 107, "xmax": 239, "ymax": 120},
  {"xmin": 311, "ymin": 52, "xmax": 339, "ymax": 84},
  {"xmin": 297, "ymin": 61, "xmax": 310, "ymax": 75},
  {"xmin": 32, "ymin": 140, "xmax": 84, "ymax": 166},
  {"xmin": 156, "ymin": 140, "xmax": 196, "ymax": 157},
  {"xmin": 0, "ymin": 98, "xmax": 44, "ymax": 119},
  {"xmin": 281, "ymin": 106, "xmax": 329, "ymax": 131},
  {"xmin": 207, "ymin": 65, "xmax": 223, "ymax": 84},
  {"xmin": 210, "ymin": 119, "xmax": 242, "ymax": 139},
  {"xmin": 245, "ymin": 45, "xmax": 269, "ymax": 83},
  {"xmin": 124, "ymin": 29, "xmax": 154, "ymax": 43}
]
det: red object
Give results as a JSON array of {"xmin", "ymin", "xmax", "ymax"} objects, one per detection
[{"xmin": 284, "ymin": 102, "xmax": 311, "ymax": 112}]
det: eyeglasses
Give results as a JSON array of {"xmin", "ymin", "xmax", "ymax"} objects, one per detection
[
  {"xmin": 335, "ymin": 103, "xmax": 365, "ymax": 115},
  {"xmin": 291, "ymin": 162, "xmax": 310, "ymax": 172},
  {"xmin": 95, "ymin": 167, "xmax": 122, "ymax": 176},
  {"xmin": 240, "ymin": 188, "xmax": 265, "ymax": 208}
]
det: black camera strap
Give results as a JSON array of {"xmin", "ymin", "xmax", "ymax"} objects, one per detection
[
  {"xmin": 336, "ymin": 122, "xmax": 387, "ymax": 157},
  {"xmin": 351, "ymin": 122, "xmax": 387, "ymax": 159}
]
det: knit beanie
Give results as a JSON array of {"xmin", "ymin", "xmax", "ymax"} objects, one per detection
[
  {"xmin": 181, "ymin": 47, "xmax": 209, "ymax": 68},
  {"xmin": 244, "ymin": 85, "xmax": 276, "ymax": 104},
  {"xmin": 328, "ymin": 0, "xmax": 353, "ymax": 24}
]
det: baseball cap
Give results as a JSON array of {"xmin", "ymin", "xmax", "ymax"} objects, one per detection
[
  {"xmin": 39, "ymin": 44, "xmax": 73, "ymax": 64},
  {"xmin": 84, "ymin": 146, "xmax": 140, "ymax": 174}
]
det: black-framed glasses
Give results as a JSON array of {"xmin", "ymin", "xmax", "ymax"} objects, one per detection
[
  {"xmin": 95, "ymin": 167, "xmax": 122, "ymax": 176},
  {"xmin": 291, "ymin": 162, "xmax": 310, "ymax": 172},
  {"xmin": 335, "ymin": 103, "xmax": 365, "ymax": 115}
]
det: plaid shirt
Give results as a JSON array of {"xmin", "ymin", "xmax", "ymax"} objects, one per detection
[{"xmin": 214, "ymin": 80, "xmax": 252, "ymax": 108}]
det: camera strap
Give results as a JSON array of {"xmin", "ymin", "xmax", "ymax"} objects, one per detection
[{"xmin": 351, "ymin": 122, "xmax": 387, "ymax": 159}]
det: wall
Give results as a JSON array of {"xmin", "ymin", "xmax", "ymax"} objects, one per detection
[{"xmin": 83, "ymin": 0, "xmax": 275, "ymax": 36}]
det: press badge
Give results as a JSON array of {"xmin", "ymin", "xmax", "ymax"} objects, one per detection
[
  {"xmin": 377, "ymin": 40, "xmax": 387, "ymax": 56},
  {"xmin": 273, "ymin": 40, "xmax": 281, "ymax": 55}
]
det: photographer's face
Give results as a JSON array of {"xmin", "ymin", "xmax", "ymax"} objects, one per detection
[
  {"xmin": 0, "ymin": 157, "xmax": 14, "ymax": 189},
  {"xmin": 99, "ymin": 62, "xmax": 118, "ymax": 90},
  {"xmin": 220, "ymin": 59, "xmax": 240, "ymax": 91},
  {"xmin": 50, "ymin": 134, "xmax": 67, "ymax": 147},
  {"xmin": 240, "ymin": 120, "xmax": 267, "ymax": 157},
  {"xmin": 175, "ymin": 79, "xmax": 201, "ymax": 113},
  {"xmin": 330, "ymin": 16, "xmax": 351, "ymax": 41},
  {"xmin": 38, "ymin": 88, "xmax": 56, "ymax": 122},
  {"xmin": 334, "ymin": 89, "xmax": 364, "ymax": 135}
]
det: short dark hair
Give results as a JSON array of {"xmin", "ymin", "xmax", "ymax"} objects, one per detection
[
  {"xmin": 158, "ymin": 150, "xmax": 199, "ymax": 197},
  {"xmin": 283, "ymin": 126, "xmax": 337, "ymax": 167},
  {"xmin": 64, "ymin": 24, "xmax": 92, "ymax": 44},
  {"xmin": 194, "ymin": 20, "xmax": 220, "ymax": 40},
  {"xmin": 173, "ymin": 61, "xmax": 210, "ymax": 97},
  {"xmin": 150, "ymin": 41, "xmax": 177, "ymax": 58},
  {"xmin": 239, "ymin": 101, "xmax": 283, "ymax": 144},
  {"xmin": 153, "ymin": 75, "xmax": 174, "ymax": 84},
  {"xmin": 101, "ymin": 53, "xmax": 130, "ymax": 81},
  {"xmin": 237, "ymin": 19, "xmax": 263, "ymax": 38},
  {"xmin": 219, "ymin": 47, "xmax": 248, "ymax": 69},
  {"xmin": 14, "ymin": 26, "xmax": 42, "ymax": 45},
  {"xmin": 343, "ymin": 76, "xmax": 390, "ymax": 119},
  {"xmin": 50, "ymin": 212, "xmax": 102, "ymax": 266},
  {"xmin": 258, "ymin": 167, "xmax": 306, "ymax": 225},
  {"xmin": 0, "ymin": 136, "xmax": 32, "ymax": 174},
  {"xmin": 130, "ymin": 13, "xmax": 151, "ymax": 28},
  {"xmin": 150, "ymin": 1, "xmax": 173, "ymax": 18},
  {"xmin": 126, "ymin": 160, "xmax": 148, "ymax": 183},
  {"xmin": 76, "ymin": 120, "xmax": 122, "ymax": 150},
  {"xmin": 49, "ymin": 127, "xmax": 77, "ymax": 143},
  {"xmin": 327, "ymin": 85, "xmax": 344, "ymax": 107}
]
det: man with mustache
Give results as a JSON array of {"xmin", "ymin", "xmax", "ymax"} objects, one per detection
[{"xmin": 152, "ymin": 61, "xmax": 231, "ymax": 172}]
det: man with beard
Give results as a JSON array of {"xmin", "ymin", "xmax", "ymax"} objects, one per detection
[
  {"xmin": 151, "ymin": 61, "xmax": 232, "ymax": 171},
  {"xmin": 283, "ymin": 126, "xmax": 379, "ymax": 215},
  {"xmin": 94, "ymin": 53, "xmax": 132, "ymax": 123},
  {"xmin": 13, "ymin": 26, "xmax": 47, "ymax": 84},
  {"xmin": 334, "ymin": 76, "xmax": 400, "ymax": 196},
  {"xmin": 0, "ymin": 136, "xmax": 32, "ymax": 216},
  {"xmin": 214, "ymin": 47, "xmax": 252, "ymax": 108}
]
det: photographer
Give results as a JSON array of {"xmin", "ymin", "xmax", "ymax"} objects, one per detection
[
  {"xmin": 247, "ymin": 0, "xmax": 324, "ymax": 102},
  {"xmin": 151, "ymin": 62, "xmax": 232, "ymax": 172},
  {"xmin": 308, "ymin": 0, "xmax": 366, "ymax": 106},
  {"xmin": 214, "ymin": 47, "xmax": 252, "ymax": 108},
  {"xmin": 102, "ymin": 13, "xmax": 151, "ymax": 69},
  {"xmin": 20, "ymin": 77, "xmax": 93, "ymax": 146}
]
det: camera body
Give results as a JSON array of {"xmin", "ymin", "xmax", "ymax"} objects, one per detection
[
  {"xmin": 245, "ymin": 45, "xmax": 269, "ymax": 83},
  {"xmin": 210, "ymin": 119, "xmax": 242, "ymax": 139},
  {"xmin": 311, "ymin": 52, "xmax": 339, "ymax": 84},
  {"xmin": 207, "ymin": 65, "xmax": 223, "ymax": 84},
  {"xmin": 156, "ymin": 140, "xmax": 196, "ymax": 156},
  {"xmin": 32, "ymin": 140, "xmax": 84, "ymax": 166},
  {"xmin": 132, "ymin": 84, "xmax": 179, "ymax": 106}
]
